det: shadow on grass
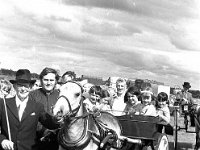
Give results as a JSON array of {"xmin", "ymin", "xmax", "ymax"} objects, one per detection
[{"xmin": 169, "ymin": 141, "xmax": 195, "ymax": 150}]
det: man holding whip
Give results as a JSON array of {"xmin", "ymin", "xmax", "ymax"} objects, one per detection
[{"xmin": 0, "ymin": 69, "xmax": 60, "ymax": 150}]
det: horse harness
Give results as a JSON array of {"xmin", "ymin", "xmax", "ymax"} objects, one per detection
[{"xmin": 56, "ymin": 94, "xmax": 117, "ymax": 149}]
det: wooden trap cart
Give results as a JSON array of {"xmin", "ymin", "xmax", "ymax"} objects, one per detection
[
  {"xmin": 114, "ymin": 114, "xmax": 173, "ymax": 150},
  {"xmin": 117, "ymin": 115, "xmax": 173, "ymax": 150}
]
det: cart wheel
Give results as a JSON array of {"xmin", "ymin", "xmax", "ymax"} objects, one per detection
[
  {"xmin": 141, "ymin": 134, "xmax": 169, "ymax": 150},
  {"xmin": 154, "ymin": 133, "xmax": 169, "ymax": 150}
]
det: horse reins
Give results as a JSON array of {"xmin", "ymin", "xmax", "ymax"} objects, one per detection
[{"xmin": 56, "ymin": 95, "xmax": 82, "ymax": 119}]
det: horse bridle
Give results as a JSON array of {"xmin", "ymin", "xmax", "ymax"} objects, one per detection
[
  {"xmin": 56, "ymin": 81, "xmax": 84, "ymax": 118},
  {"xmin": 56, "ymin": 95, "xmax": 82, "ymax": 118}
]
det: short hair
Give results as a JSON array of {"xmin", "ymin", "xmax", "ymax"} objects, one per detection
[
  {"xmin": 157, "ymin": 92, "xmax": 168, "ymax": 101},
  {"xmin": 89, "ymin": 85, "xmax": 103, "ymax": 98},
  {"xmin": 39, "ymin": 67, "xmax": 60, "ymax": 81},
  {"xmin": 124, "ymin": 86, "xmax": 140, "ymax": 103},
  {"xmin": 116, "ymin": 78, "xmax": 126, "ymax": 85},
  {"xmin": 62, "ymin": 71, "xmax": 76, "ymax": 79},
  {"xmin": 156, "ymin": 92, "xmax": 169, "ymax": 107}
]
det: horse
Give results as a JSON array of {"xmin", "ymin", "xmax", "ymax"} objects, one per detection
[{"xmin": 53, "ymin": 81, "xmax": 122, "ymax": 150}]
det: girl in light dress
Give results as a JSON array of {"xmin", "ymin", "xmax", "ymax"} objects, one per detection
[
  {"xmin": 83, "ymin": 85, "xmax": 111, "ymax": 112},
  {"xmin": 136, "ymin": 86, "xmax": 157, "ymax": 116},
  {"xmin": 123, "ymin": 86, "xmax": 141, "ymax": 115},
  {"xmin": 156, "ymin": 92, "xmax": 170, "ymax": 124}
]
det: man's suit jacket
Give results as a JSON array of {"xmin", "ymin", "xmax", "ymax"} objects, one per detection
[
  {"xmin": 0, "ymin": 96, "xmax": 59, "ymax": 150},
  {"xmin": 180, "ymin": 90, "xmax": 194, "ymax": 105}
]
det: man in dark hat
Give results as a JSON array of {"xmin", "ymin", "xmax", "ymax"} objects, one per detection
[
  {"xmin": 180, "ymin": 82, "xmax": 195, "ymax": 126},
  {"xmin": 180, "ymin": 82, "xmax": 194, "ymax": 105},
  {"xmin": 0, "ymin": 69, "xmax": 59, "ymax": 150}
]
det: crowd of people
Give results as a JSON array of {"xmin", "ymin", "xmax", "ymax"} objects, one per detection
[{"xmin": 0, "ymin": 67, "xmax": 195, "ymax": 150}]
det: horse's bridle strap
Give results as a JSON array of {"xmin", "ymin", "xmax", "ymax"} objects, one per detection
[{"xmin": 57, "ymin": 95, "xmax": 81, "ymax": 118}]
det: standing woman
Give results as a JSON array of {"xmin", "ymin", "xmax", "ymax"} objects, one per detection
[{"xmin": 123, "ymin": 86, "xmax": 140, "ymax": 115}]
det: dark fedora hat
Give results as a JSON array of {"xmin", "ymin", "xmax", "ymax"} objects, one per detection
[
  {"xmin": 182, "ymin": 82, "xmax": 191, "ymax": 88},
  {"xmin": 10, "ymin": 69, "xmax": 36, "ymax": 84}
]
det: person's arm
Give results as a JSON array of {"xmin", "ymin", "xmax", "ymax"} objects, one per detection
[
  {"xmin": 188, "ymin": 92, "xmax": 194, "ymax": 105},
  {"xmin": 38, "ymin": 103, "xmax": 60, "ymax": 130},
  {"xmin": 144, "ymin": 105, "xmax": 157, "ymax": 116},
  {"xmin": 123, "ymin": 104, "xmax": 129, "ymax": 114},
  {"xmin": 83, "ymin": 99, "xmax": 94, "ymax": 111},
  {"xmin": 157, "ymin": 107, "xmax": 170, "ymax": 124}
]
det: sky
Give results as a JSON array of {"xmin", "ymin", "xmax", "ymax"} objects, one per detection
[{"xmin": 0, "ymin": 0, "xmax": 200, "ymax": 90}]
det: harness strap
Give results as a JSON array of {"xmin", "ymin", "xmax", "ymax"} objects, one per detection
[
  {"xmin": 58, "ymin": 114, "xmax": 92, "ymax": 149},
  {"xmin": 57, "ymin": 95, "xmax": 81, "ymax": 119},
  {"xmin": 91, "ymin": 112, "xmax": 118, "ymax": 146},
  {"xmin": 58, "ymin": 109, "xmax": 118, "ymax": 149}
]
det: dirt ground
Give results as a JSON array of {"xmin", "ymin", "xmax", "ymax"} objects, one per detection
[
  {"xmin": 168, "ymin": 116, "xmax": 196, "ymax": 150},
  {"xmin": 168, "ymin": 98, "xmax": 200, "ymax": 150}
]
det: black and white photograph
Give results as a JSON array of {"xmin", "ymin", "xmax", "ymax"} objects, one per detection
[{"xmin": 0, "ymin": 0, "xmax": 200, "ymax": 150}]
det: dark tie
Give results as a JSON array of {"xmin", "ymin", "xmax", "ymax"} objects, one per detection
[{"xmin": 17, "ymin": 104, "xmax": 21, "ymax": 120}]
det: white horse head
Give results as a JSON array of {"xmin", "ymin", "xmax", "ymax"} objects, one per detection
[{"xmin": 53, "ymin": 81, "xmax": 83, "ymax": 117}]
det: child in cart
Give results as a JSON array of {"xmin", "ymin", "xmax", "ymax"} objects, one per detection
[
  {"xmin": 123, "ymin": 86, "xmax": 141, "ymax": 115},
  {"xmin": 139, "ymin": 86, "xmax": 157, "ymax": 116},
  {"xmin": 156, "ymin": 92, "xmax": 173, "ymax": 135},
  {"xmin": 156, "ymin": 92, "xmax": 171, "ymax": 124},
  {"xmin": 135, "ymin": 86, "xmax": 157, "ymax": 116},
  {"xmin": 83, "ymin": 85, "xmax": 111, "ymax": 112}
]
